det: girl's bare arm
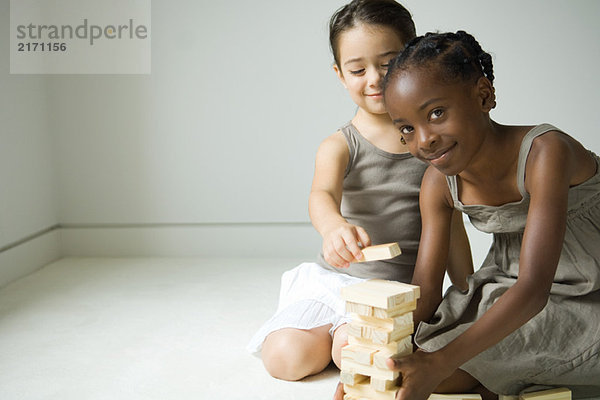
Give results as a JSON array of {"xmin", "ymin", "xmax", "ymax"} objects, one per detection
[
  {"xmin": 309, "ymin": 132, "xmax": 370, "ymax": 268},
  {"xmin": 411, "ymin": 166, "xmax": 455, "ymax": 325}
]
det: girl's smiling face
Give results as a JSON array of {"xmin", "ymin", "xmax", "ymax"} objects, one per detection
[
  {"xmin": 334, "ymin": 24, "xmax": 404, "ymax": 116},
  {"xmin": 384, "ymin": 66, "xmax": 495, "ymax": 176}
]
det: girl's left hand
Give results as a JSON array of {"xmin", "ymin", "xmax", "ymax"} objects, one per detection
[{"xmin": 386, "ymin": 350, "xmax": 453, "ymax": 400}]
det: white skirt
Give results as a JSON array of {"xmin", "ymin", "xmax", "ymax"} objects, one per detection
[{"xmin": 246, "ymin": 262, "xmax": 366, "ymax": 357}]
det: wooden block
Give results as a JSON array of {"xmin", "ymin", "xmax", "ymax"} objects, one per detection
[
  {"xmin": 349, "ymin": 319, "xmax": 413, "ymax": 345},
  {"xmin": 342, "ymin": 344, "xmax": 378, "ymax": 366},
  {"xmin": 346, "ymin": 301, "xmax": 374, "ymax": 316},
  {"xmin": 355, "ymin": 312, "xmax": 413, "ymax": 331},
  {"xmin": 341, "ymin": 358, "xmax": 399, "ymax": 381},
  {"xmin": 347, "ymin": 299, "xmax": 418, "ymax": 318},
  {"xmin": 345, "ymin": 381, "xmax": 398, "ymax": 400},
  {"xmin": 428, "ymin": 394, "xmax": 482, "ymax": 400},
  {"xmin": 340, "ymin": 370, "xmax": 368, "ymax": 386},
  {"xmin": 372, "ymin": 345, "xmax": 412, "ymax": 369},
  {"xmin": 373, "ymin": 324, "xmax": 412, "ymax": 344},
  {"xmin": 371, "ymin": 377, "xmax": 398, "ymax": 392},
  {"xmin": 347, "ymin": 322, "xmax": 363, "ymax": 339},
  {"xmin": 372, "ymin": 349, "xmax": 395, "ymax": 370},
  {"xmin": 341, "ymin": 279, "xmax": 420, "ymax": 310},
  {"xmin": 499, "ymin": 396, "xmax": 519, "ymax": 400},
  {"xmin": 373, "ymin": 300, "xmax": 417, "ymax": 318},
  {"xmin": 520, "ymin": 388, "xmax": 571, "ymax": 400},
  {"xmin": 348, "ymin": 335, "xmax": 412, "ymax": 355},
  {"xmin": 353, "ymin": 242, "xmax": 402, "ymax": 263}
]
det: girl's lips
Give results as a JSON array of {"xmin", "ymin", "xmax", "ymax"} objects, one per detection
[{"xmin": 427, "ymin": 143, "xmax": 456, "ymax": 166}]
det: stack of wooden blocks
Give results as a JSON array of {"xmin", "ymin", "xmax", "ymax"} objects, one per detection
[
  {"xmin": 338, "ymin": 277, "xmax": 572, "ymax": 400},
  {"xmin": 340, "ymin": 278, "xmax": 420, "ymax": 400},
  {"xmin": 340, "ymin": 245, "xmax": 572, "ymax": 400}
]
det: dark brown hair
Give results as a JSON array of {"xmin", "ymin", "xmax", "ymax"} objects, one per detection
[{"xmin": 329, "ymin": 0, "xmax": 416, "ymax": 68}]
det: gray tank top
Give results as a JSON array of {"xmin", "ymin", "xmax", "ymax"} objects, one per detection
[{"xmin": 317, "ymin": 122, "xmax": 427, "ymax": 282}]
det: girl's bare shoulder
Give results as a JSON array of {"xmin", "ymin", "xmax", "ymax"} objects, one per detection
[
  {"xmin": 528, "ymin": 128, "xmax": 596, "ymax": 186},
  {"xmin": 317, "ymin": 130, "xmax": 349, "ymax": 157},
  {"xmin": 313, "ymin": 130, "xmax": 351, "ymax": 176},
  {"xmin": 422, "ymin": 165, "xmax": 454, "ymax": 209}
]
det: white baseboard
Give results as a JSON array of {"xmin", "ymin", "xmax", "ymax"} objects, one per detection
[
  {"xmin": 0, "ymin": 223, "xmax": 322, "ymax": 286},
  {"xmin": 0, "ymin": 220, "xmax": 491, "ymax": 289},
  {"xmin": 60, "ymin": 223, "xmax": 323, "ymax": 258},
  {"xmin": 0, "ymin": 229, "xmax": 62, "ymax": 288}
]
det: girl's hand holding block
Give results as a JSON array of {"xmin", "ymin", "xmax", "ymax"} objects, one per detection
[{"xmin": 352, "ymin": 242, "xmax": 402, "ymax": 263}]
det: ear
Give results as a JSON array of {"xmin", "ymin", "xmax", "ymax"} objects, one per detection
[
  {"xmin": 475, "ymin": 76, "xmax": 496, "ymax": 112},
  {"xmin": 333, "ymin": 64, "xmax": 348, "ymax": 89}
]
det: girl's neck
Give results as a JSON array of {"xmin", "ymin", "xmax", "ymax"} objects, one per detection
[
  {"xmin": 352, "ymin": 107, "xmax": 392, "ymax": 133},
  {"xmin": 459, "ymin": 121, "xmax": 524, "ymax": 185}
]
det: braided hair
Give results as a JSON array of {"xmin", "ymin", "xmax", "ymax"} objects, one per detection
[{"xmin": 383, "ymin": 30, "xmax": 494, "ymax": 92}]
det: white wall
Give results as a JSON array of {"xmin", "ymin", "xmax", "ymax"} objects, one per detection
[
  {"xmin": 54, "ymin": 0, "xmax": 600, "ymax": 260},
  {"xmin": 0, "ymin": 0, "xmax": 61, "ymax": 286},
  {"xmin": 2, "ymin": 1, "xmax": 600, "ymax": 281},
  {"xmin": 49, "ymin": 1, "xmax": 349, "ymax": 257},
  {"xmin": 50, "ymin": 1, "xmax": 351, "ymax": 225}
]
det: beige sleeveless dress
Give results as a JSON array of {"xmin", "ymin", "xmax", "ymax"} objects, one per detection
[
  {"xmin": 247, "ymin": 122, "xmax": 426, "ymax": 355},
  {"xmin": 415, "ymin": 124, "xmax": 600, "ymax": 397},
  {"xmin": 317, "ymin": 122, "xmax": 427, "ymax": 282}
]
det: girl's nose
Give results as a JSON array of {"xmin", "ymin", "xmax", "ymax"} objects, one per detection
[
  {"xmin": 417, "ymin": 128, "xmax": 439, "ymax": 152},
  {"xmin": 367, "ymin": 68, "xmax": 384, "ymax": 88}
]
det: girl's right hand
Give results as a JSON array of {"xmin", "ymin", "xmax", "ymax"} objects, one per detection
[{"xmin": 322, "ymin": 223, "xmax": 371, "ymax": 268}]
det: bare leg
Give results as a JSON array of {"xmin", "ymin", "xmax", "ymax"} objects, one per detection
[
  {"xmin": 331, "ymin": 323, "xmax": 349, "ymax": 369},
  {"xmin": 331, "ymin": 324, "xmax": 349, "ymax": 400},
  {"xmin": 261, "ymin": 324, "xmax": 333, "ymax": 381}
]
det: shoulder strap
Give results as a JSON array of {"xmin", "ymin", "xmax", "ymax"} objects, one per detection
[
  {"xmin": 516, "ymin": 123, "xmax": 563, "ymax": 196},
  {"xmin": 340, "ymin": 122, "xmax": 358, "ymax": 177},
  {"xmin": 445, "ymin": 175, "xmax": 460, "ymax": 206}
]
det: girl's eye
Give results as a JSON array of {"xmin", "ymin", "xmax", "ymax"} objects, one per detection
[
  {"xmin": 349, "ymin": 69, "xmax": 365, "ymax": 75},
  {"xmin": 430, "ymin": 108, "xmax": 444, "ymax": 120},
  {"xmin": 399, "ymin": 126, "xmax": 414, "ymax": 135},
  {"xmin": 382, "ymin": 57, "xmax": 396, "ymax": 68}
]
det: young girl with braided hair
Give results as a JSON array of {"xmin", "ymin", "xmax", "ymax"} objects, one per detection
[
  {"xmin": 247, "ymin": 2, "xmax": 473, "ymax": 385},
  {"xmin": 382, "ymin": 30, "xmax": 600, "ymax": 399}
]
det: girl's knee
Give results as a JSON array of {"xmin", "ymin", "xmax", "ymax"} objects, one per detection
[
  {"xmin": 331, "ymin": 323, "xmax": 349, "ymax": 368},
  {"xmin": 262, "ymin": 332, "xmax": 302, "ymax": 380},
  {"xmin": 262, "ymin": 328, "xmax": 332, "ymax": 381}
]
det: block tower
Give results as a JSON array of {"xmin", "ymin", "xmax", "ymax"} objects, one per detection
[{"xmin": 340, "ymin": 278, "xmax": 420, "ymax": 400}]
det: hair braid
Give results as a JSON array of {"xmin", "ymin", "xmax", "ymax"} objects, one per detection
[
  {"xmin": 455, "ymin": 30, "xmax": 494, "ymax": 83},
  {"xmin": 478, "ymin": 52, "xmax": 495, "ymax": 83},
  {"xmin": 383, "ymin": 30, "xmax": 495, "ymax": 93}
]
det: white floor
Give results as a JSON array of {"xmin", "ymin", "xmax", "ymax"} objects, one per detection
[
  {"xmin": 2, "ymin": 257, "xmax": 598, "ymax": 400},
  {"xmin": 0, "ymin": 257, "xmax": 339, "ymax": 400}
]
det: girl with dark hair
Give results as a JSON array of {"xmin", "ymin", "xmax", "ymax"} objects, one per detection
[
  {"xmin": 247, "ymin": 2, "xmax": 472, "ymax": 385},
  {"xmin": 383, "ymin": 30, "xmax": 600, "ymax": 399}
]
